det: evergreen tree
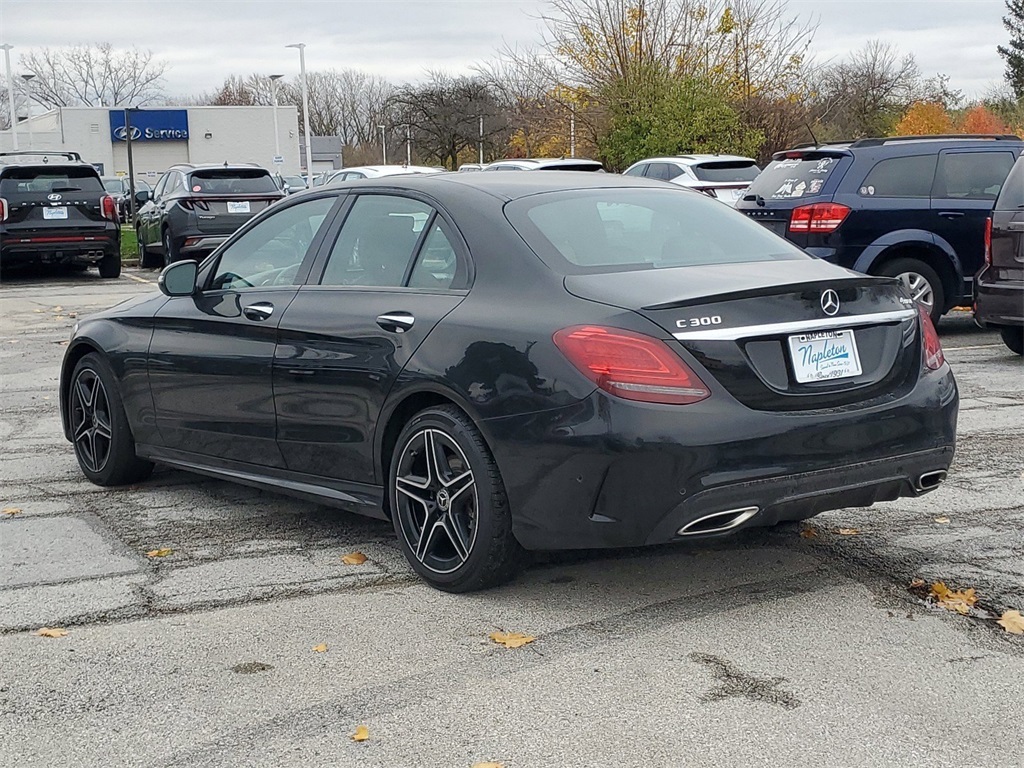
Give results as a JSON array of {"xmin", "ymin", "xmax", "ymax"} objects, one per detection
[{"xmin": 998, "ymin": 0, "xmax": 1024, "ymax": 100}]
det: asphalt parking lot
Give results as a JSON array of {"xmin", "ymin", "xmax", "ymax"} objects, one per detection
[{"xmin": 1, "ymin": 266, "xmax": 1022, "ymax": 767}]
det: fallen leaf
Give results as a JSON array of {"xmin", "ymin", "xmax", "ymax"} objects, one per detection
[
  {"xmin": 350, "ymin": 725, "xmax": 369, "ymax": 742},
  {"xmin": 799, "ymin": 527, "xmax": 818, "ymax": 539},
  {"xmin": 145, "ymin": 547, "xmax": 174, "ymax": 558},
  {"xmin": 934, "ymin": 516, "xmax": 950, "ymax": 524},
  {"xmin": 312, "ymin": 643, "xmax": 328, "ymax": 653},
  {"xmin": 36, "ymin": 627, "xmax": 68, "ymax": 638},
  {"xmin": 930, "ymin": 582, "xmax": 978, "ymax": 615},
  {"xmin": 489, "ymin": 631, "xmax": 536, "ymax": 649},
  {"xmin": 52, "ymin": 306, "xmax": 63, "ymax": 312},
  {"xmin": 909, "ymin": 578, "xmax": 926, "ymax": 589},
  {"xmin": 1, "ymin": 507, "xmax": 22, "ymax": 516},
  {"xmin": 472, "ymin": 763, "xmax": 505, "ymax": 768},
  {"xmin": 836, "ymin": 528, "xmax": 860, "ymax": 536},
  {"xmin": 341, "ymin": 551, "xmax": 367, "ymax": 565},
  {"xmin": 997, "ymin": 610, "xmax": 1024, "ymax": 635}
]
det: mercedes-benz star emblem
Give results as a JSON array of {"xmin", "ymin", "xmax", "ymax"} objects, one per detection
[
  {"xmin": 47, "ymin": 193, "xmax": 62, "ymax": 202},
  {"xmin": 820, "ymin": 289, "xmax": 841, "ymax": 316}
]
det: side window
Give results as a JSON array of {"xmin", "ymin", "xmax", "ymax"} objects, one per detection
[
  {"xmin": 933, "ymin": 151, "xmax": 1016, "ymax": 200},
  {"xmin": 408, "ymin": 222, "xmax": 459, "ymax": 289},
  {"xmin": 319, "ymin": 195, "xmax": 431, "ymax": 287},
  {"xmin": 208, "ymin": 196, "xmax": 336, "ymax": 290},
  {"xmin": 995, "ymin": 157, "xmax": 1024, "ymax": 210},
  {"xmin": 623, "ymin": 164, "xmax": 648, "ymax": 177},
  {"xmin": 859, "ymin": 155, "xmax": 936, "ymax": 198},
  {"xmin": 164, "ymin": 172, "xmax": 182, "ymax": 197},
  {"xmin": 645, "ymin": 163, "xmax": 684, "ymax": 181},
  {"xmin": 152, "ymin": 173, "xmax": 169, "ymax": 200}
]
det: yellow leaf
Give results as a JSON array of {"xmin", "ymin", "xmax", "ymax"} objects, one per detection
[
  {"xmin": 472, "ymin": 763, "xmax": 505, "ymax": 768},
  {"xmin": 799, "ymin": 527, "xmax": 817, "ymax": 539},
  {"xmin": 997, "ymin": 610, "xmax": 1024, "ymax": 635},
  {"xmin": 489, "ymin": 631, "xmax": 536, "ymax": 649},
  {"xmin": 909, "ymin": 578, "xmax": 926, "ymax": 589},
  {"xmin": 1, "ymin": 507, "xmax": 22, "ymax": 516},
  {"xmin": 350, "ymin": 725, "xmax": 369, "ymax": 742},
  {"xmin": 836, "ymin": 528, "xmax": 860, "ymax": 536},
  {"xmin": 341, "ymin": 551, "xmax": 367, "ymax": 565},
  {"xmin": 312, "ymin": 643, "xmax": 328, "ymax": 653},
  {"xmin": 934, "ymin": 516, "xmax": 950, "ymax": 524},
  {"xmin": 930, "ymin": 582, "xmax": 978, "ymax": 614},
  {"xmin": 145, "ymin": 547, "xmax": 174, "ymax": 558},
  {"xmin": 36, "ymin": 627, "xmax": 68, "ymax": 638}
]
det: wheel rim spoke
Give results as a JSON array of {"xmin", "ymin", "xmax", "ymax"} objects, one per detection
[
  {"xmin": 416, "ymin": 516, "xmax": 443, "ymax": 563},
  {"xmin": 71, "ymin": 369, "xmax": 111, "ymax": 474},
  {"xmin": 440, "ymin": 516, "xmax": 470, "ymax": 562}
]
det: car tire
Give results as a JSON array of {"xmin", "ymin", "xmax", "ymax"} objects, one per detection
[
  {"xmin": 163, "ymin": 230, "xmax": 179, "ymax": 267},
  {"xmin": 68, "ymin": 352, "xmax": 154, "ymax": 487},
  {"xmin": 876, "ymin": 258, "xmax": 945, "ymax": 325},
  {"xmin": 138, "ymin": 232, "xmax": 158, "ymax": 269},
  {"xmin": 98, "ymin": 253, "xmax": 121, "ymax": 279},
  {"xmin": 389, "ymin": 405, "xmax": 524, "ymax": 592},
  {"xmin": 1000, "ymin": 326, "xmax": 1024, "ymax": 355}
]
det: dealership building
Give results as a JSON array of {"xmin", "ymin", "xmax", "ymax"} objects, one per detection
[{"xmin": 0, "ymin": 105, "xmax": 305, "ymax": 178}]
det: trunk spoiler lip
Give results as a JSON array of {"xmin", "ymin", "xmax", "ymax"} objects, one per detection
[{"xmin": 640, "ymin": 276, "xmax": 898, "ymax": 311}]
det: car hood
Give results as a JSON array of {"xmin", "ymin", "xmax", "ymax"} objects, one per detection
[{"xmin": 81, "ymin": 290, "xmax": 167, "ymax": 322}]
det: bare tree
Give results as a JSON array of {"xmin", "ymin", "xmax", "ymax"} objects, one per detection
[{"xmin": 20, "ymin": 44, "xmax": 168, "ymax": 107}]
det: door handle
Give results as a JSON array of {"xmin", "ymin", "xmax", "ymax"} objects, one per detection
[
  {"xmin": 938, "ymin": 211, "xmax": 964, "ymax": 219},
  {"xmin": 376, "ymin": 312, "xmax": 415, "ymax": 333},
  {"xmin": 243, "ymin": 302, "xmax": 275, "ymax": 321}
]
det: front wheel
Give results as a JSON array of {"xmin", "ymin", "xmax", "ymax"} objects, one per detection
[
  {"xmin": 139, "ymin": 231, "xmax": 159, "ymax": 269},
  {"xmin": 876, "ymin": 257, "xmax": 945, "ymax": 325},
  {"xmin": 390, "ymin": 405, "xmax": 524, "ymax": 592},
  {"xmin": 1000, "ymin": 326, "xmax": 1024, "ymax": 355},
  {"xmin": 68, "ymin": 353, "xmax": 153, "ymax": 486},
  {"xmin": 163, "ymin": 231, "xmax": 179, "ymax": 266}
]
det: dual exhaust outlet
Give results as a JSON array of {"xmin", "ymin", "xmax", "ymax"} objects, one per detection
[{"xmin": 677, "ymin": 470, "xmax": 948, "ymax": 537}]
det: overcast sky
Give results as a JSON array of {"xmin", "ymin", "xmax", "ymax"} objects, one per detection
[{"xmin": 0, "ymin": 0, "xmax": 1012, "ymax": 101}]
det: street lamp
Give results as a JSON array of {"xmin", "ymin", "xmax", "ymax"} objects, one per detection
[
  {"xmin": 20, "ymin": 73, "xmax": 35, "ymax": 149},
  {"xmin": 286, "ymin": 43, "xmax": 314, "ymax": 179},
  {"xmin": 268, "ymin": 73, "xmax": 284, "ymax": 164},
  {"xmin": 378, "ymin": 124, "xmax": 386, "ymax": 164},
  {"xmin": 0, "ymin": 44, "xmax": 17, "ymax": 150}
]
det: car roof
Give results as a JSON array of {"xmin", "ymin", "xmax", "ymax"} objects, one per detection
[
  {"xmin": 167, "ymin": 163, "xmax": 270, "ymax": 172},
  {"xmin": 632, "ymin": 155, "xmax": 758, "ymax": 165},
  {"xmin": 777, "ymin": 134, "xmax": 1024, "ymax": 159},
  {"xmin": 485, "ymin": 158, "xmax": 603, "ymax": 169},
  {"xmin": 334, "ymin": 165, "xmax": 443, "ymax": 176}
]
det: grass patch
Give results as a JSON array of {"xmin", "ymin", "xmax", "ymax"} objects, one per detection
[{"xmin": 121, "ymin": 226, "xmax": 139, "ymax": 266}]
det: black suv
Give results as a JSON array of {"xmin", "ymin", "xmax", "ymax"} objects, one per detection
[
  {"xmin": 976, "ymin": 155, "xmax": 1024, "ymax": 355},
  {"xmin": 0, "ymin": 151, "xmax": 121, "ymax": 277},
  {"xmin": 736, "ymin": 135, "xmax": 1024, "ymax": 322},
  {"xmin": 135, "ymin": 163, "xmax": 284, "ymax": 268}
]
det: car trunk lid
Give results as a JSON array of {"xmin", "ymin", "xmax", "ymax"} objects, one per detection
[{"xmin": 184, "ymin": 169, "xmax": 284, "ymax": 234}]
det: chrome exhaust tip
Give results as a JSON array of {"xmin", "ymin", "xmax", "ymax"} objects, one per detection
[
  {"xmin": 677, "ymin": 506, "xmax": 759, "ymax": 536},
  {"xmin": 916, "ymin": 470, "xmax": 947, "ymax": 492}
]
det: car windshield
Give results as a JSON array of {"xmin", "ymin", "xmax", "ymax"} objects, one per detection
[
  {"xmin": 0, "ymin": 166, "xmax": 105, "ymax": 196},
  {"xmin": 692, "ymin": 161, "xmax": 761, "ymax": 183},
  {"xmin": 505, "ymin": 187, "xmax": 808, "ymax": 275},
  {"xmin": 189, "ymin": 169, "xmax": 278, "ymax": 194},
  {"xmin": 745, "ymin": 152, "xmax": 848, "ymax": 201},
  {"xmin": 102, "ymin": 179, "xmax": 124, "ymax": 193}
]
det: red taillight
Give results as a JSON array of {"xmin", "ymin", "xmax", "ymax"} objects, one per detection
[
  {"xmin": 918, "ymin": 305, "xmax": 945, "ymax": 370},
  {"xmin": 100, "ymin": 194, "xmax": 117, "ymax": 221},
  {"xmin": 553, "ymin": 325, "xmax": 710, "ymax": 405},
  {"xmin": 789, "ymin": 202, "xmax": 850, "ymax": 233},
  {"xmin": 983, "ymin": 216, "xmax": 992, "ymax": 266},
  {"xmin": 0, "ymin": 197, "xmax": 7, "ymax": 221}
]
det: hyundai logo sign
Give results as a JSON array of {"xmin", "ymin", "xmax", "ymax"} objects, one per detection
[{"xmin": 109, "ymin": 109, "xmax": 189, "ymax": 142}]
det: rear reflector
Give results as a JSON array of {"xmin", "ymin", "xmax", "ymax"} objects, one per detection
[
  {"xmin": 918, "ymin": 305, "xmax": 945, "ymax": 370},
  {"xmin": 789, "ymin": 202, "xmax": 850, "ymax": 233},
  {"xmin": 553, "ymin": 325, "xmax": 710, "ymax": 405}
]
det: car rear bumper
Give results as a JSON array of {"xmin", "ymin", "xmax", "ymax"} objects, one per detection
[
  {"xmin": 0, "ymin": 230, "xmax": 119, "ymax": 266},
  {"xmin": 483, "ymin": 365, "xmax": 958, "ymax": 550},
  {"xmin": 975, "ymin": 266, "xmax": 1024, "ymax": 328}
]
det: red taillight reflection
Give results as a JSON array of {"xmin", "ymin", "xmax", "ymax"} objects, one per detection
[
  {"xmin": 984, "ymin": 217, "xmax": 992, "ymax": 266},
  {"xmin": 0, "ymin": 197, "xmax": 7, "ymax": 222},
  {"xmin": 553, "ymin": 325, "xmax": 710, "ymax": 405},
  {"xmin": 918, "ymin": 305, "xmax": 945, "ymax": 370},
  {"xmin": 100, "ymin": 194, "xmax": 117, "ymax": 221},
  {"xmin": 789, "ymin": 202, "xmax": 850, "ymax": 233}
]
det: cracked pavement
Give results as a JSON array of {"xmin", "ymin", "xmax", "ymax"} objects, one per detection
[{"xmin": 1, "ymin": 267, "xmax": 1022, "ymax": 767}]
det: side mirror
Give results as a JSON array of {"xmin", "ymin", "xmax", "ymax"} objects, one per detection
[
  {"xmin": 135, "ymin": 190, "xmax": 151, "ymax": 205},
  {"xmin": 158, "ymin": 260, "xmax": 199, "ymax": 297}
]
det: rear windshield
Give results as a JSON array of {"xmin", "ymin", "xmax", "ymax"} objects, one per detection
[
  {"xmin": 505, "ymin": 188, "xmax": 808, "ymax": 275},
  {"xmin": 537, "ymin": 162, "xmax": 603, "ymax": 172},
  {"xmin": 189, "ymin": 169, "xmax": 278, "ymax": 194},
  {"xmin": 0, "ymin": 166, "xmax": 104, "ymax": 196},
  {"xmin": 746, "ymin": 153, "xmax": 846, "ymax": 200},
  {"xmin": 692, "ymin": 160, "xmax": 761, "ymax": 183},
  {"xmin": 995, "ymin": 156, "xmax": 1024, "ymax": 210},
  {"xmin": 102, "ymin": 178, "xmax": 123, "ymax": 193}
]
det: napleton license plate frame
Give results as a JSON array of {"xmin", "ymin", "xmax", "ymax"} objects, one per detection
[
  {"xmin": 787, "ymin": 328, "xmax": 863, "ymax": 383},
  {"xmin": 43, "ymin": 206, "xmax": 68, "ymax": 220},
  {"xmin": 227, "ymin": 201, "xmax": 251, "ymax": 214}
]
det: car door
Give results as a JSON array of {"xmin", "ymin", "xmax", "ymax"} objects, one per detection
[
  {"xmin": 274, "ymin": 192, "xmax": 471, "ymax": 484},
  {"xmin": 147, "ymin": 194, "xmax": 341, "ymax": 467},
  {"xmin": 139, "ymin": 172, "xmax": 169, "ymax": 247},
  {"xmin": 930, "ymin": 149, "xmax": 1017, "ymax": 299}
]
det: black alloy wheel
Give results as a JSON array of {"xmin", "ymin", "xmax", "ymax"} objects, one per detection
[
  {"xmin": 163, "ymin": 231, "xmax": 178, "ymax": 267},
  {"xmin": 138, "ymin": 230, "xmax": 157, "ymax": 269},
  {"xmin": 390, "ymin": 405, "xmax": 523, "ymax": 592},
  {"xmin": 69, "ymin": 353, "xmax": 153, "ymax": 486}
]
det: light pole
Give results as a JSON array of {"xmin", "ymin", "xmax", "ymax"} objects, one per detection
[
  {"xmin": 405, "ymin": 124, "xmax": 411, "ymax": 166},
  {"xmin": 20, "ymin": 73, "xmax": 35, "ymax": 149},
  {"xmin": 1, "ymin": 44, "xmax": 17, "ymax": 150},
  {"xmin": 286, "ymin": 43, "xmax": 314, "ymax": 179},
  {"xmin": 378, "ymin": 125, "xmax": 386, "ymax": 164},
  {"xmin": 478, "ymin": 115, "xmax": 483, "ymax": 164},
  {"xmin": 269, "ymin": 73, "xmax": 283, "ymax": 164}
]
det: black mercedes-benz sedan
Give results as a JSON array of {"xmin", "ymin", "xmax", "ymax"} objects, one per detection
[{"xmin": 60, "ymin": 172, "xmax": 958, "ymax": 591}]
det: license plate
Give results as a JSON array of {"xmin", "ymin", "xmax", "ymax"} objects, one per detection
[
  {"xmin": 227, "ymin": 201, "xmax": 251, "ymax": 214},
  {"xmin": 43, "ymin": 206, "xmax": 68, "ymax": 220},
  {"xmin": 788, "ymin": 329, "xmax": 863, "ymax": 383}
]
